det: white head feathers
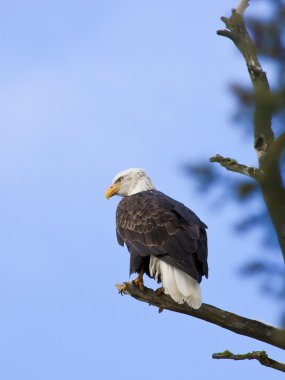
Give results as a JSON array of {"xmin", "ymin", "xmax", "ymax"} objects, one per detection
[{"xmin": 110, "ymin": 168, "xmax": 155, "ymax": 197}]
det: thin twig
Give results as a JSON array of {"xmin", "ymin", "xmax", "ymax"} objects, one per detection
[
  {"xmin": 212, "ymin": 350, "xmax": 285, "ymax": 373},
  {"xmin": 116, "ymin": 283, "xmax": 285, "ymax": 350},
  {"xmin": 209, "ymin": 154, "xmax": 261, "ymax": 180}
]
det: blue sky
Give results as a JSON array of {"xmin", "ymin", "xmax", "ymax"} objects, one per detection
[{"xmin": 0, "ymin": 1, "xmax": 283, "ymax": 379}]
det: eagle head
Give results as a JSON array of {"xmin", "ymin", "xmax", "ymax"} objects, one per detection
[{"xmin": 105, "ymin": 168, "xmax": 155, "ymax": 198}]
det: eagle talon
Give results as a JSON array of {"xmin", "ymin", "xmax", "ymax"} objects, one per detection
[
  {"xmin": 118, "ymin": 283, "xmax": 128, "ymax": 295},
  {"xmin": 154, "ymin": 287, "xmax": 165, "ymax": 296},
  {"xmin": 132, "ymin": 278, "xmax": 144, "ymax": 291},
  {"xmin": 131, "ymin": 270, "xmax": 144, "ymax": 290},
  {"xmin": 117, "ymin": 280, "xmax": 144, "ymax": 295}
]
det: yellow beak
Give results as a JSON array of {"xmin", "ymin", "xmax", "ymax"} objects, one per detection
[{"xmin": 105, "ymin": 183, "xmax": 120, "ymax": 199}]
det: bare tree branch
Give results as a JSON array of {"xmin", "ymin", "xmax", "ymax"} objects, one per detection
[
  {"xmin": 216, "ymin": 3, "xmax": 285, "ymax": 261},
  {"xmin": 116, "ymin": 283, "xmax": 285, "ymax": 350},
  {"xmin": 217, "ymin": 9, "xmax": 274, "ymax": 158},
  {"xmin": 209, "ymin": 154, "xmax": 261, "ymax": 180},
  {"xmin": 212, "ymin": 350, "xmax": 285, "ymax": 373}
]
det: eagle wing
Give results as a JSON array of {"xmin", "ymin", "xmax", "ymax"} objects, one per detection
[{"xmin": 116, "ymin": 190, "xmax": 208, "ymax": 283}]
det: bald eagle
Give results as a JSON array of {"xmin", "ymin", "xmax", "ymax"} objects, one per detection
[{"xmin": 105, "ymin": 168, "xmax": 208, "ymax": 309}]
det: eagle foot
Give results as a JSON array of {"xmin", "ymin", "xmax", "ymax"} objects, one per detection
[
  {"xmin": 151, "ymin": 287, "xmax": 164, "ymax": 300},
  {"xmin": 131, "ymin": 270, "xmax": 144, "ymax": 291},
  {"xmin": 132, "ymin": 277, "xmax": 144, "ymax": 291},
  {"xmin": 153, "ymin": 287, "xmax": 165, "ymax": 313},
  {"xmin": 118, "ymin": 283, "xmax": 128, "ymax": 295},
  {"xmin": 154, "ymin": 287, "xmax": 165, "ymax": 296},
  {"xmin": 117, "ymin": 277, "xmax": 144, "ymax": 295}
]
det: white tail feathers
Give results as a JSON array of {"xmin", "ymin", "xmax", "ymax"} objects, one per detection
[{"xmin": 149, "ymin": 256, "xmax": 202, "ymax": 309}]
